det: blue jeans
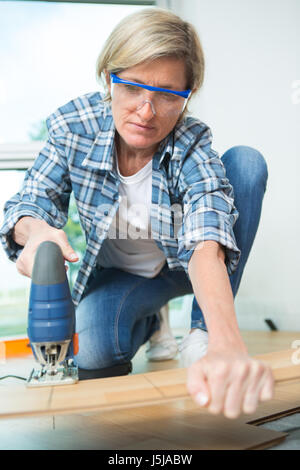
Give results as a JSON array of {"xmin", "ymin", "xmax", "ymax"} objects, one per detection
[{"xmin": 75, "ymin": 146, "xmax": 268, "ymax": 371}]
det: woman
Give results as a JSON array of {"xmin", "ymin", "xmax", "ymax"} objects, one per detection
[{"xmin": 0, "ymin": 8, "xmax": 273, "ymax": 419}]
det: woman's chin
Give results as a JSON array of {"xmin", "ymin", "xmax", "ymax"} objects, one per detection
[{"xmin": 120, "ymin": 132, "xmax": 159, "ymax": 152}]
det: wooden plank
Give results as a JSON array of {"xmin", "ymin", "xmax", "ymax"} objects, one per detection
[
  {"xmin": 247, "ymin": 378, "xmax": 300, "ymax": 424},
  {"xmin": 255, "ymin": 349, "xmax": 300, "ymax": 382},
  {"xmin": 240, "ymin": 331, "xmax": 300, "ymax": 356},
  {"xmin": 0, "ymin": 403, "xmax": 288, "ymax": 450},
  {"xmin": 1, "ymin": 348, "xmax": 300, "ymax": 450},
  {"xmin": 0, "ymin": 384, "xmax": 51, "ymax": 418},
  {"xmin": 48, "ymin": 373, "xmax": 166, "ymax": 416},
  {"xmin": 1, "ymin": 349, "xmax": 300, "ymax": 420},
  {"xmin": 102, "ymin": 404, "xmax": 287, "ymax": 450}
]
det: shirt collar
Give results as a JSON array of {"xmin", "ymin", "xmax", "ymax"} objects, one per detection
[
  {"xmin": 157, "ymin": 120, "xmax": 185, "ymax": 169},
  {"xmin": 81, "ymin": 102, "xmax": 116, "ymax": 172}
]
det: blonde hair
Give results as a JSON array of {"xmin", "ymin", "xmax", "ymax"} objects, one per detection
[{"xmin": 96, "ymin": 8, "xmax": 205, "ymax": 105}]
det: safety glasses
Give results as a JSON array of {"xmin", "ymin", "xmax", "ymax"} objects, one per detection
[{"xmin": 110, "ymin": 73, "xmax": 191, "ymax": 117}]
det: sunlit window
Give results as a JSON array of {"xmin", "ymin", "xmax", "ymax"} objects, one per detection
[
  {"xmin": 0, "ymin": 170, "xmax": 29, "ymax": 337},
  {"xmin": 0, "ymin": 1, "xmax": 153, "ymax": 338}
]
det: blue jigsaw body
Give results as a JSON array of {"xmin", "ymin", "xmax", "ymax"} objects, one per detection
[{"xmin": 26, "ymin": 241, "xmax": 78, "ymax": 387}]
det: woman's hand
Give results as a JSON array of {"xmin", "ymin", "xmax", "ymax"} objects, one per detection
[
  {"xmin": 14, "ymin": 217, "xmax": 79, "ymax": 278},
  {"xmin": 186, "ymin": 347, "xmax": 275, "ymax": 419}
]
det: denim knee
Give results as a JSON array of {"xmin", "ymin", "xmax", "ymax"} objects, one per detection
[
  {"xmin": 222, "ymin": 145, "xmax": 268, "ymax": 192},
  {"xmin": 74, "ymin": 299, "xmax": 126, "ymax": 370},
  {"xmin": 74, "ymin": 290, "xmax": 152, "ymax": 370}
]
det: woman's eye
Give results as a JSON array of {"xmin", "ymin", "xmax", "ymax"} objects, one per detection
[
  {"xmin": 160, "ymin": 92, "xmax": 178, "ymax": 101},
  {"xmin": 124, "ymin": 85, "xmax": 140, "ymax": 93}
]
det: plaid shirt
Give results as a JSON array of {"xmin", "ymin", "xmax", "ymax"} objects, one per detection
[{"xmin": 0, "ymin": 92, "xmax": 241, "ymax": 307}]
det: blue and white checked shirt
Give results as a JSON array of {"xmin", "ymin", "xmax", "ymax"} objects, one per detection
[{"xmin": 0, "ymin": 92, "xmax": 241, "ymax": 306}]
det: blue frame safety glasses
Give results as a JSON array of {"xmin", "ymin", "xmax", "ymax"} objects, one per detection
[
  {"xmin": 110, "ymin": 73, "xmax": 191, "ymax": 117},
  {"xmin": 110, "ymin": 73, "xmax": 191, "ymax": 99}
]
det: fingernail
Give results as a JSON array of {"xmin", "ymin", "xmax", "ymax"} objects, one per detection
[
  {"xmin": 70, "ymin": 253, "xmax": 78, "ymax": 261},
  {"xmin": 195, "ymin": 392, "xmax": 209, "ymax": 407},
  {"xmin": 261, "ymin": 389, "xmax": 273, "ymax": 401}
]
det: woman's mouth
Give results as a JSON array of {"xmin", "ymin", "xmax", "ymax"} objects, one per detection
[{"xmin": 130, "ymin": 122, "xmax": 155, "ymax": 131}]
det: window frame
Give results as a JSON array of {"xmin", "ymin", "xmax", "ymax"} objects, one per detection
[
  {"xmin": 4, "ymin": 0, "xmax": 156, "ymax": 6},
  {"xmin": 0, "ymin": 142, "xmax": 43, "ymax": 170}
]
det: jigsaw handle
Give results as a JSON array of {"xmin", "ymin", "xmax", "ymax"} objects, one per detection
[
  {"xmin": 28, "ymin": 241, "xmax": 77, "ymax": 357},
  {"xmin": 31, "ymin": 240, "xmax": 68, "ymax": 285}
]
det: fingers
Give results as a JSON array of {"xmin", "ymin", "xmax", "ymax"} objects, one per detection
[
  {"xmin": 222, "ymin": 361, "xmax": 274, "ymax": 419},
  {"xmin": 16, "ymin": 227, "xmax": 79, "ymax": 279},
  {"xmin": 187, "ymin": 355, "xmax": 275, "ymax": 420},
  {"xmin": 206, "ymin": 361, "xmax": 231, "ymax": 415},
  {"xmin": 224, "ymin": 360, "xmax": 264, "ymax": 419},
  {"xmin": 56, "ymin": 231, "xmax": 79, "ymax": 263},
  {"xmin": 214, "ymin": 360, "xmax": 250, "ymax": 419},
  {"xmin": 259, "ymin": 366, "xmax": 274, "ymax": 402},
  {"xmin": 16, "ymin": 250, "xmax": 34, "ymax": 278},
  {"xmin": 241, "ymin": 361, "xmax": 273, "ymax": 415},
  {"xmin": 187, "ymin": 360, "xmax": 210, "ymax": 408},
  {"xmin": 62, "ymin": 245, "xmax": 79, "ymax": 263}
]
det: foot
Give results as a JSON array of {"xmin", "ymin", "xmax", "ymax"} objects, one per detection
[
  {"xmin": 146, "ymin": 305, "xmax": 178, "ymax": 362},
  {"xmin": 178, "ymin": 328, "xmax": 209, "ymax": 368}
]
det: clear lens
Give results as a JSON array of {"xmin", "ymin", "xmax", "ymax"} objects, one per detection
[{"xmin": 112, "ymin": 82, "xmax": 186, "ymax": 117}]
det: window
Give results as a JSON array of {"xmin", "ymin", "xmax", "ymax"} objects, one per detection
[
  {"xmin": 0, "ymin": 170, "xmax": 30, "ymax": 337},
  {"xmin": 0, "ymin": 0, "xmax": 189, "ymax": 340},
  {"xmin": 0, "ymin": 0, "xmax": 155, "ymax": 338}
]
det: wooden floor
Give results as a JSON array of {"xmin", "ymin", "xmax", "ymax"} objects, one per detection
[
  {"xmin": 1, "ymin": 329, "xmax": 298, "ymax": 380},
  {"xmin": 133, "ymin": 329, "xmax": 300, "ymax": 374},
  {"xmin": 0, "ymin": 329, "xmax": 299, "ymax": 450}
]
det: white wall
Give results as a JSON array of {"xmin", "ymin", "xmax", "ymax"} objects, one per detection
[{"xmin": 158, "ymin": 0, "xmax": 300, "ymax": 331}]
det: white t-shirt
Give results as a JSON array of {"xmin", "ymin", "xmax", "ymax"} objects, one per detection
[{"xmin": 97, "ymin": 155, "xmax": 166, "ymax": 278}]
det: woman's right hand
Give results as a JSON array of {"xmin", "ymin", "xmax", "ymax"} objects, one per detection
[{"xmin": 14, "ymin": 217, "xmax": 79, "ymax": 278}]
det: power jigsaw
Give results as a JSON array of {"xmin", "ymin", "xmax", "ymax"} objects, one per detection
[{"xmin": 26, "ymin": 241, "xmax": 79, "ymax": 387}]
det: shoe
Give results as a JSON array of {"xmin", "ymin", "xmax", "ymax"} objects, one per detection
[
  {"xmin": 178, "ymin": 328, "xmax": 209, "ymax": 368},
  {"xmin": 146, "ymin": 304, "xmax": 178, "ymax": 361},
  {"xmin": 78, "ymin": 362, "xmax": 132, "ymax": 380}
]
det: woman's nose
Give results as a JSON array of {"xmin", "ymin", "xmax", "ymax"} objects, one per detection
[{"xmin": 136, "ymin": 100, "xmax": 156, "ymax": 120}]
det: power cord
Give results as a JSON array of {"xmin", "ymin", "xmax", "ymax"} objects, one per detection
[{"xmin": 0, "ymin": 374, "xmax": 27, "ymax": 381}]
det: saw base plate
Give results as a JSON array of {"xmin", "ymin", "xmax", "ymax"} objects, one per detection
[{"xmin": 27, "ymin": 364, "xmax": 79, "ymax": 388}]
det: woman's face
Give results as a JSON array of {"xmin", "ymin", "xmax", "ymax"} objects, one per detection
[{"xmin": 108, "ymin": 56, "xmax": 188, "ymax": 155}]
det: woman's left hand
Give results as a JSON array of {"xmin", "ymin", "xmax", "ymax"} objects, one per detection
[{"xmin": 186, "ymin": 347, "xmax": 275, "ymax": 419}]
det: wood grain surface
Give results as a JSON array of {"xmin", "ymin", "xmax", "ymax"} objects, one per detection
[{"xmin": 1, "ymin": 346, "xmax": 300, "ymax": 449}]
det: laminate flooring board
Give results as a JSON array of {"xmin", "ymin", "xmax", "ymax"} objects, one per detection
[
  {"xmin": 102, "ymin": 405, "xmax": 287, "ymax": 450},
  {"xmin": 240, "ymin": 331, "xmax": 299, "ymax": 356},
  {"xmin": 1, "ymin": 346, "xmax": 300, "ymax": 449},
  {"xmin": 0, "ymin": 383, "xmax": 51, "ymax": 418},
  {"xmin": 0, "ymin": 406, "xmax": 288, "ymax": 450},
  {"xmin": 1, "ymin": 349, "xmax": 300, "ymax": 420}
]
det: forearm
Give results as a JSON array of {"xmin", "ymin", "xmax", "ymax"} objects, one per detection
[
  {"xmin": 188, "ymin": 242, "xmax": 247, "ymax": 352},
  {"xmin": 12, "ymin": 216, "xmax": 51, "ymax": 247}
]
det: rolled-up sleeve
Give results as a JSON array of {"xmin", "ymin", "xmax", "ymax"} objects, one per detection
[
  {"xmin": 177, "ymin": 128, "xmax": 241, "ymax": 276},
  {"xmin": 0, "ymin": 124, "xmax": 72, "ymax": 262}
]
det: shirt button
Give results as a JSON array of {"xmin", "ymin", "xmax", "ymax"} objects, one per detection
[{"xmin": 104, "ymin": 210, "xmax": 109, "ymax": 216}]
